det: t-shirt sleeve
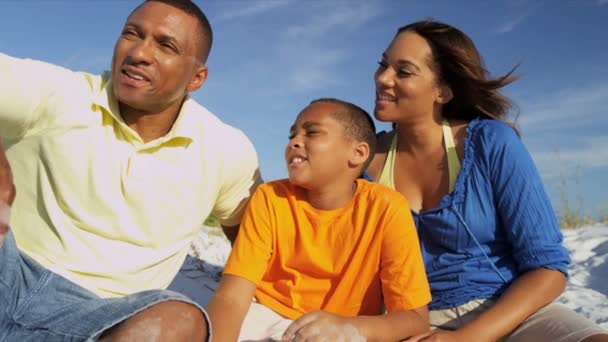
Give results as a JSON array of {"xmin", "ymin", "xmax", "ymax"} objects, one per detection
[
  {"xmin": 484, "ymin": 122, "xmax": 570, "ymax": 275},
  {"xmin": 380, "ymin": 194, "xmax": 431, "ymax": 311},
  {"xmin": 223, "ymin": 185, "xmax": 273, "ymax": 284},
  {"xmin": 211, "ymin": 128, "xmax": 262, "ymax": 227},
  {"xmin": 0, "ymin": 53, "xmax": 88, "ymax": 140}
]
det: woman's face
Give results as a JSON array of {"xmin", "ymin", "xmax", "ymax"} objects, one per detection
[{"xmin": 374, "ymin": 31, "xmax": 447, "ymax": 124}]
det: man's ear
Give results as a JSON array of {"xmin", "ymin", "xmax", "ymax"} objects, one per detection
[
  {"xmin": 187, "ymin": 65, "xmax": 208, "ymax": 93},
  {"xmin": 349, "ymin": 142, "xmax": 370, "ymax": 169},
  {"xmin": 437, "ymin": 83, "xmax": 453, "ymax": 104}
]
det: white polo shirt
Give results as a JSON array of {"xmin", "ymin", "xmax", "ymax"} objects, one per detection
[{"xmin": 0, "ymin": 53, "xmax": 261, "ymax": 297}]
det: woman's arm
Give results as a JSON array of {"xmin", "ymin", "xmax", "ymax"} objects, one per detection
[
  {"xmin": 455, "ymin": 268, "xmax": 565, "ymax": 341},
  {"xmin": 434, "ymin": 122, "xmax": 570, "ymax": 341}
]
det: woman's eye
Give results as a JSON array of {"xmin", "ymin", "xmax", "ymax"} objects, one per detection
[{"xmin": 397, "ymin": 69, "xmax": 413, "ymax": 77}]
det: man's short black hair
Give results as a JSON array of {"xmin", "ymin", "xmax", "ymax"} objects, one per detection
[
  {"xmin": 137, "ymin": 0, "xmax": 213, "ymax": 63},
  {"xmin": 309, "ymin": 98, "xmax": 377, "ymax": 170}
]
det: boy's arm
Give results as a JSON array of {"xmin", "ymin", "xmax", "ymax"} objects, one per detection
[
  {"xmin": 282, "ymin": 308, "xmax": 428, "ymax": 342},
  {"xmin": 206, "ymin": 274, "xmax": 257, "ymax": 342}
]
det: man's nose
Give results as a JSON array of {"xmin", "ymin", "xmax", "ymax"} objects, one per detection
[{"xmin": 128, "ymin": 39, "xmax": 155, "ymax": 65}]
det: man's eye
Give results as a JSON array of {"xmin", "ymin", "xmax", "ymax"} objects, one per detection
[
  {"xmin": 122, "ymin": 30, "xmax": 137, "ymax": 37},
  {"xmin": 306, "ymin": 131, "xmax": 319, "ymax": 136},
  {"xmin": 160, "ymin": 43, "xmax": 177, "ymax": 52}
]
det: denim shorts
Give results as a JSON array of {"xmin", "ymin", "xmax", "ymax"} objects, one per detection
[{"xmin": 0, "ymin": 230, "xmax": 210, "ymax": 341}]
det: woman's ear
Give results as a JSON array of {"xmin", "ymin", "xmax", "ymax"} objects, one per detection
[{"xmin": 437, "ymin": 83, "xmax": 453, "ymax": 104}]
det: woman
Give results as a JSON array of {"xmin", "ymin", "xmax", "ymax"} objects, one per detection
[{"xmin": 367, "ymin": 20, "xmax": 607, "ymax": 341}]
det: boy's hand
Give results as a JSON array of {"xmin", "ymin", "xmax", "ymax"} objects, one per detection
[{"xmin": 282, "ymin": 311, "xmax": 365, "ymax": 342}]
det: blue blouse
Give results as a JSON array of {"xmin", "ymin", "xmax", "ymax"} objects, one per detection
[{"xmin": 367, "ymin": 118, "xmax": 570, "ymax": 309}]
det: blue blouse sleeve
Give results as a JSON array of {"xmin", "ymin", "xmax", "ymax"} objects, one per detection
[{"xmin": 481, "ymin": 121, "xmax": 570, "ymax": 275}]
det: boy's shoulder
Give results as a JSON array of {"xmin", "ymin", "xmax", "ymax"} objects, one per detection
[{"xmin": 256, "ymin": 179, "xmax": 294, "ymax": 196}]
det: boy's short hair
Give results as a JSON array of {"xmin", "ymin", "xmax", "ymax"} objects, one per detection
[{"xmin": 309, "ymin": 98, "xmax": 377, "ymax": 170}]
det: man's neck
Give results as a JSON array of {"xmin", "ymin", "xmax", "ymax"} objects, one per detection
[{"xmin": 119, "ymin": 100, "xmax": 184, "ymax": 143}]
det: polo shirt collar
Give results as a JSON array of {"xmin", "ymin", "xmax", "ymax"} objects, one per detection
[{"xmin": 93, "ymin": 76, "xmax": 198, "ymax": 143}]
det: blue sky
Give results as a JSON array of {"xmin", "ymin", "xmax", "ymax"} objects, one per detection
[{"xmin": 1, "ymin": 0, "xmax": 607, "ymax": 217}]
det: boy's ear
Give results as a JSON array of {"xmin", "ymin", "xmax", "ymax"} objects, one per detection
[{"xmin": 349, "ymin": 141, "xmax": 370, "ymax": 169}]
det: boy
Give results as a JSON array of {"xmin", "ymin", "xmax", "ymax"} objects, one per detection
[{"xmin": 207, "ymin": 98, "xmax": 431, "ymax": 341}]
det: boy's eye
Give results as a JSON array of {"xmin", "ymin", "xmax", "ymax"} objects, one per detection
[
  {"xmin": 306, "ymin": 131, "xmax": 319, "ymax": 136},
  {"xmin": 376, "ymin": 60, "xmax": 388, "ymax": 69}
]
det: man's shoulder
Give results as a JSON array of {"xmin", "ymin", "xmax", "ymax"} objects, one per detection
[{"xmin": 183, "ymin": 98, "xmax": 251, "ymax": 140}]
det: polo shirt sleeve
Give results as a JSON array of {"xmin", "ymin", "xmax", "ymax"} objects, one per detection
[
  {"xmin": 483, "ymin": 121, "xmax": 570, "ymax": 275},
  {"xmin": 211, "ymin": 128, "xmax": 262, "ymax": 227},
  {"xmin": 223, "ymin": 185, "xmax": 273, "ymax": 284},
  {"xmin": 380, "ymin": 193, "xmax": 431, "ymax": 311},
  {"xmin": 0, "ymin": 53, "xmax": 86, "ymax": 140}
]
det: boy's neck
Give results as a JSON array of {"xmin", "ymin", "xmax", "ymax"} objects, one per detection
[{"xmin": 303, "ymin": 180, "xmax": 358, "ymax": 211}]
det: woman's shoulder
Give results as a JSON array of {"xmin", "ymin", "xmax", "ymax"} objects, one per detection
[
  {"xmin": 466, "ymin": 118, "xmax": 521, "ymax": 155},
  {"xmin": 469, "ymin": 118, "xmax": 518, "ymax": 141},
  {"xmin": 367, "ymin": 130, "xmax": 395, "ymax": 180}
]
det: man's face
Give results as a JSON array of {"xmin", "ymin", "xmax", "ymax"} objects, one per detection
[{"xmin": 111, "ymin": 1, "xmax": 207, "ymax": 114}]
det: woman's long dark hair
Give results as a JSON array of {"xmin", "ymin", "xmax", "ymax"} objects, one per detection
[{"xmin": 398, "ymin": 20, "xmax": 521, "ymax": 133}]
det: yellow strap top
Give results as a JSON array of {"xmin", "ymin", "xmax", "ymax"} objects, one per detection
[{"xmin": 378, "ymin": 119, "xmax": 461, "ymax": 192}]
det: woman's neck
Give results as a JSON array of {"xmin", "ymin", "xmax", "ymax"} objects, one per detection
[{"xmin": 394, "ymin": 116, "xmax": 444, "ymax": 156}]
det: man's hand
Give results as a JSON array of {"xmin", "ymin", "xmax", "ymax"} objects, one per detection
[
  {"xmin": 0, "ymin": 141, "xmax": 16, "ymax": 238},
  {"xmin": 281, "ymin": 311, "xmax": 365, "ymax": 342}
]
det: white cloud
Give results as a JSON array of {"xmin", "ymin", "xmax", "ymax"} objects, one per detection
[
  {"xmin": 598, "ymin": 0, "xmax": 608, "ymax": 6},
  {"xmin": 217, "ymin": 0, "xmax": 293, "ymax": 21},
  {"xmin": 495, "ymin": 1, "xmax": 541, "ymax": 34},
  {"xmin": 518, "ymin": 82, "xmax": 608, "ymax": 133},
  {"xmin": 496, "ymin": 13, "xmax": 529, "ymax": 33},
  {"xmin": 283, "ymin": 1, "xmax": 382, "ymax": 40},
  {"xmin": 283, "ymin": 47, "xmax": 347, "ymax": 91},
  {"xmin": 531, "ymin": 136, "xmax": 608, "ymax": 181}
]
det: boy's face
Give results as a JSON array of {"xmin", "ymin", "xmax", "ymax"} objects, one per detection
[{"xmin": 285, "ymin": 102, "xmax": 357, "ymax": 190}]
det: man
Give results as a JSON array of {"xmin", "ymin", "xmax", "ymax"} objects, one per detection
[{"xmin": 0, "ymin": 0, "xmax": 260, "ymax": 340}]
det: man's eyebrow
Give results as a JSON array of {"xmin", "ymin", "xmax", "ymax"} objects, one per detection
[
  {"xmin": 123, "ymin": 22, "xmax": 180, "ymax": 46},
  {"xmin": 156, "ymin": 33, "xmax": 179, "ymax": 45},
  {"xmin": 382, "ymin": 53, "xmax": 421, "ymax": 72}
]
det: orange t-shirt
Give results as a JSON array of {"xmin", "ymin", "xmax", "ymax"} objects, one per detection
[{"xmin": 223, "ymin": 179, "xmax": 430, "ymax": 320}]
